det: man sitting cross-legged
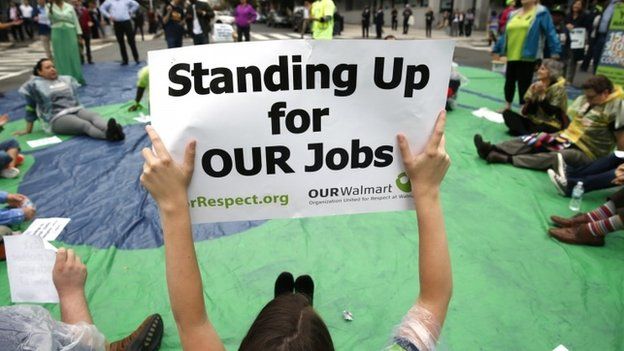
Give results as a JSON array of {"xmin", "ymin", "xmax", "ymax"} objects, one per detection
[{"xmin": 474, "ymin": 75, "xmax": 624, "ymax": 171}]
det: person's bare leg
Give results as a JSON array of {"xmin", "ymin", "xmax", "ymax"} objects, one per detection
[{"xmin": 6, "ymin": 148, "xmax": 18, "ymax": 169}]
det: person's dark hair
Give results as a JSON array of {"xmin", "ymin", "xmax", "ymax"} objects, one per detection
[
  {"xmin": 33, "ymin": 58, "xmax": 52, "ymax": 76},
  {"xmin": 582, "ymin": 75, "xmax": 614, "ymax": 94},
  {"xmin": 239, "ymin": 294, "xmax": 334, "ymax": 351}
]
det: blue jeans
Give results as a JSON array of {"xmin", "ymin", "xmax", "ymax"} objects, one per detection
[
  {"xmin": 566, "ymin": 153, "xmax": 624, "ymax": 195},
  {"xmin": 0, "ymin": 139, "xmax": 19, "ymax": 169},
  {"xmin": 165, "ymin": 34, "xmax": 183, "ymax": 48}
]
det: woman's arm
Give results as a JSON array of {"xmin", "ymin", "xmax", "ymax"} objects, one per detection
[
  {"xmin": 397, "ymin": 111, "xmax": 452, "ymax": 333},
  {"xmin": 141, "ymin": 126, "xmax": 225, "ymax": 351}
]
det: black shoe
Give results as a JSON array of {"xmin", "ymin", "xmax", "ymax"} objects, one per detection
[
  {"xmin": 106, "ymin": 118, "xmax": 117, "ymax": 140},
  {"xmin": 474, "ymin": 134, "xmax": 493, "ymax": 160},
  {"xmin": 106, "ymin": 118, "xmax": 125, "ymax": 141},
  {"xmin": 294, "ymin": 275, "xmax": 314, "ymax": 305},
  {"xmin": 121, "ymin": 61, "xmax": 128, "ymax": 66},
  {"xmin": 88, "ymin": 61, "xmax": 94, "ymax": 64},
  {"xmin": 274, "ymin": 271, "xmax": 294, "ymax": 298}
]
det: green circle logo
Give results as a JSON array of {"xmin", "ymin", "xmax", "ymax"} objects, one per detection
[{"xmin": 396, "ymin": 172, "xmax": 411, "ymax": 193}]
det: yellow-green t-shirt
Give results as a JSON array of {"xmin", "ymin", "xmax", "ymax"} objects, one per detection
[
  {"xmin": 505, "ymin": 8, "xmax": 536, "ymax": 61},
  {"xmin": 311, "ymin": 0, "xmax": 335, "ymax": 40},
  {"xmin": 137, "ymin": 67, "xmax": 149, "ymax": 89}
]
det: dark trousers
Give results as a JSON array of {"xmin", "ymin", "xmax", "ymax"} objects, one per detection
[
  {"xmin": 375, "ymin": 24, "xmax": 382, "ymax": 38},
  {"xmin": 134, "ymin": 19, "xmax": 144, "ymax": 41},
  {"xmin": 590, "ymin": 33, "xmax": 607, "ymax": 74},
  {"xmin": 458, "ymin": 21, "xmax": 464, "ymax": 36},
  {"xmin": 362, "ymin": 21, "xmax": 369, "ymax": 37},
  {"xmin": 113, "ymin": 20, "xmax": 139, "ymax": 63},
  {"xmin": 237, "ymin": 26, "xmax": 250, "ymax": 41},
  {"xmin": 566, "ymin": 153, "xmax": 624, "ymax": 196},
  {"xmin": 502, "ymin": 110, "xmax": 560, "ymax": 136},
  {"xmin": 403, "ymin": 18, "xmax": 409, "ymax": 34},
  {"xmin": 193, "ymin": 33, "xmax": 208, "ymax": 45},
  {"xmin": 10, "ymin": 24, "xmax": 24, "ymax": 41},
  {"xmin": 81, "ymin": 33, "xmax": 92, "ymax": 63},
  {"xmin": 425, "ymin": 22, "xmax": 432, "ymax": 37},
  {"xmin": 504, "ymin": 60, "xmax": 536, "ymax": 105},
  {"xmin": 23, "ymin": 18, "xmax": 34, "ymax": 38},
  {"xmin": 391, "ymin": 17, "xmax": 397, "ymax": 30},
  {"xmin": 165, "ymin": 33, "xmax": 183, "ymax": 48},
  {"xmin": 495, "ymin": 138, "xmax": 591, "ymax": 170},
  {"xmin": 465, "ymin": 21, "xmax": 473, "ymax": 37}
]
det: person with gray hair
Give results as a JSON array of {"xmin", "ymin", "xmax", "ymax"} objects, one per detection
[{"xmin": 502, "ymin": 59, "xmax": 569, "ymax": 135}]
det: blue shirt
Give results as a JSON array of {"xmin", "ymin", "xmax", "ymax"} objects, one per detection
[
  {"xmin": 0, "ymin": 192, "xmax": 24, "ymax": 226},
  {"xmin": 100, "ymin": 0, "xmax": 139, "ymax": 22}
]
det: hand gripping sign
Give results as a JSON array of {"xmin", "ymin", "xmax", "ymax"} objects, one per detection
[{"xmin": 148, "ymin": 39, "xmax": 455, "ymax": 224}]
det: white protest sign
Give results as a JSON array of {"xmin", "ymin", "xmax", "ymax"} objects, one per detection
[
  {"xmin": 212, "ymin": 23, "xmax": 234, "ymax": 43},
  {"xmin": 23, "ymin": 217, "xmax": 70, "ymax": 242},
  {"xmin": 570, "ymin": 28, "xmax": 586, "ymax": 50},
  {"xmin": 5, "ymin": 234, "xmax": 59, "ymax": 303},
  {"xmin": 149, "ymin": 40, "xmax": 455, "ymax": 223}
]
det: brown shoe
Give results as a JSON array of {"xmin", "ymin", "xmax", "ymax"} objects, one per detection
[
  {"xmin": 550, "ymin": 213, "xmax": 591, "ymax": 227},
  {"xmin": 109, "ymin": 314, "xmax": 163, "ymax": 351},
  {"xmin": 548, "ymin": 225, "xmax": 605, "ymax": 246},
  {"xmin": 486, "ymin": 150, "xmax": 510, "ymax": 164}
]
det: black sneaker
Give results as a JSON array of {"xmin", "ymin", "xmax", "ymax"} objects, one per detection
[
  {"xmin": 274, "ymin": 271, "xmax": 294, "ymax": 298},
  {"xmin": 106, "ymin": 118, "xmax": 118, "ymax": 141},
  {"xmin": 114, "ymin": 121, "xmax": 126, "ymax": 141},
  {"xmin": 294, "ymin": 275, "xmax": 314, "ymax": 305}
]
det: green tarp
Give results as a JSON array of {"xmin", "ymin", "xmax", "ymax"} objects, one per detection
[{"xmin": 1, "ymin": 66, "xmax": 622, "ymax": 350}]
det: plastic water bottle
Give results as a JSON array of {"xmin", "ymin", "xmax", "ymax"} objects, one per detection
[{"xmin": 569, "ymin": 181, "xmax": 584, "ymax": 212}]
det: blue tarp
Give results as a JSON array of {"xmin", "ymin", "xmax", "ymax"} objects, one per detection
[
  {"xmin": 1, "ymin": 62, "xmax": 143, "ymax": 122},
  {"xmin": 19, "ymin": 123, "xmax": 265, "ymax": 249}
]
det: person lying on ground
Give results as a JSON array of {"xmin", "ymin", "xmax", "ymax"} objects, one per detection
[
  {"xmin": 502, "ymin": 59, "xmax": 568, "ymax": 135},
  {"xmin": 549, "ymin": 187, "xmax": 624, "ymax": 246},
  {"xmin": 0, "ymin": 247, "xmax": 164, "ymax": 350},
  {"xmin": 140, "ymin": 111, "xmax": 452, "ymax": 350},
  {"xmin": 14, "ymin": 58, "xmax": 125, "ymax": 141},
  {"xmin": 0, "ymin": 114, "xmax": 25, "ymax": 178},
  {"xmin": 128, "ymin": 66, "xmax": 149, "ymax": 112},
  {"xmin": 547, "ymin": 152, "xmax": 624, "ymax": 196},
  {"xmin": 474, "ymin": 75, "xmax": 624, "ymax": 171}
]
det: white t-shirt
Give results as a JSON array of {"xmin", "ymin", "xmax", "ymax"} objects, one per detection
[
  {"xmin": 20, "ymin": 4, "xmax": 33, "ymax": 18},
  {"xmin": 192, "ymin": 4, "xmax": 202, "ymax": 35}
]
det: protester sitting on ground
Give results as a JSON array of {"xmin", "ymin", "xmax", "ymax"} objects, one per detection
[
  {"xmin": 492, "ymin": 0, "xmax": 561, "ymax": 111},
  {"xmin": 128, "ymin": 66, "xmax": 149, "ymax": 112},
  {"xmin": 502, "ymin": 59, "xmax": 568, "ymax": 135},
  {"xmin": 0, "ymin": 114, "xmax": 25, "ymax": 179},
  {"xmin": 15, "ymin": 58, "xmax": 125, "ymax": 141},
  {"xmin": 474, "ymin": 75, "xmax": 624, "ymax": 171},
  {"xmin": 549, "ymin": 187, "xmax": 624, "ymax": 246},
  {"xmin": 140, "ymin": 111, "xmax": 452, "ymax": 350},
  {"xmin": 0, "ymin": 191, "xmax": 36, "ymax": 227},
  {"xmin": 0, "ymin": 190, "xmax": 36, "ymax": 260},
  {"xmin": 548, "ymin": 152, "xmax": 624, "ymax": 196},
  {"xmin": 0, "ymin": 247, "xmax": 164, "ymax": 349}
]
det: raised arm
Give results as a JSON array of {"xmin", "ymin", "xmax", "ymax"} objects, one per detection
[
  {"xmin": 53, "ymin": 248, "xmax": 93, "ymax": 325},
  {"xmin": 140, "ymin": 126, "xmax": 225, "ymax": 351},
  {"xmin": 397, "ymin": 111, "xmax": 452, "ymax": 336}
]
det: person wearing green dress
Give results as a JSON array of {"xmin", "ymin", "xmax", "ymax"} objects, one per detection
[{"xmin": 48, "ymin": 0, "xmax": 84, "ymax": 84}]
